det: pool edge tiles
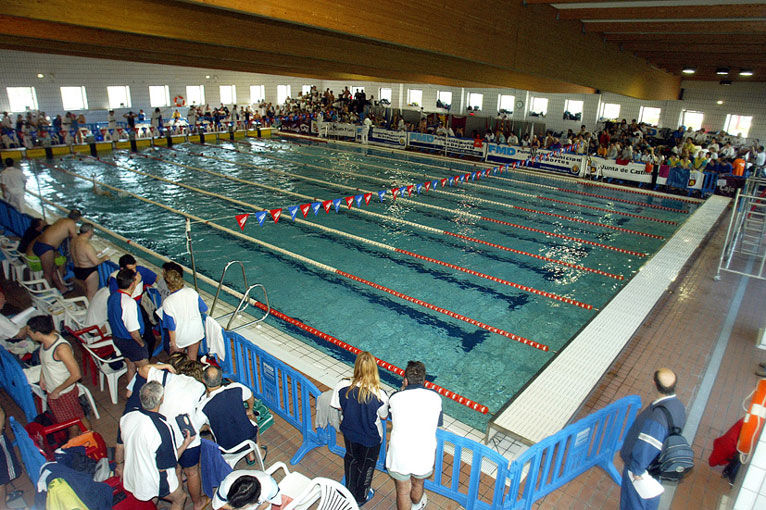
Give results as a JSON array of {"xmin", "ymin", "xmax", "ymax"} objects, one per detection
[{"xmin": 487, "ymin": 194, "xmax": 730, "ymax": 445}]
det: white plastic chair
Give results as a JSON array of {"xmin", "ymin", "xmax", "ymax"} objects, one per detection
[
  {"xmin": 219, "ymin": 437, "xmax": 265, "ymax": 470},
  {"xmin": 81, "ymin": 343, "xmax": 126, "ymax": 405},
  {"xmin": 0, "ymin": 243, "xmax": 27, "ymax": 281},
  {"xmin": 29, "ymin": 382, "xmax": 100, "ymax": 420},
  {"xmin": 19, "ymin": 253, "xmax": 44, "ymax": 281},
  {"xmin": 266, "ymin": 462, "xmax": 313, "ymax": 510},
  {"xmin": 283, "ymin": 477, "xmax": 359, "ymax": 510}
]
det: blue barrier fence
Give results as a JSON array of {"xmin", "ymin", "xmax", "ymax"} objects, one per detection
[
  {"xmin": 0, "ymin": 345, "xmax": 37, "ymax": 422},
  {"xmin": 9, "ymin": 416, "xmax": 46, "ymax": 484}
]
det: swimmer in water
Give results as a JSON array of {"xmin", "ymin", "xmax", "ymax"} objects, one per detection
[{"xmin": 90, "ymin": 174, "xmax": 112, "ymax": 197}]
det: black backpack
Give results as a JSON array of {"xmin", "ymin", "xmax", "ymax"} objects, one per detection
[{"xmin": 647, "ymin": 405, "xmax": 694, "ymax": 482}]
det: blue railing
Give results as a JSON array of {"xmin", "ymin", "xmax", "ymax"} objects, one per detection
[
  {"xmin": 97, "ymin": 260, "xmax": 119, "ymax": 289},
  {"xmin": 219, "ymin": 331, "xmax": 324, "ymax": 464},
  {"xmin": 503, "ymin": 395, "xmax": 642, "ymax": 509},
  {"xmin": 0, "ymin": 199, "xmax": 32, "ymax": 237},
  {"xmin": 0, "ymin": 345, "xmax": 37, "ymax": 421},
  {"xmin": 9, "ymin": 416, "xmax": 46, "ymax": 484}
]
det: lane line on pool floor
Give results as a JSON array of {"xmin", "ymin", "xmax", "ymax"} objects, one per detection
[
  {"xmin": 231, "ymin": 141, "xmax": 678, "ymax": 224},
  {"xmin": 27, "ymin": 189, "xmax": 492, "ymax": 415},
  {"xmin": 279, "ymin": 136, "xmax": 701, "ymax": 204},
  {"xmin": 100, "ymin": 154, "xmax": 598, "ymax": 311},
  {"xmin": 50, "ymin": 159, "xmax": 551, "ymax": 352},
  {"xmin": 176, "ymin": 145, "xmax": 650, "ymax": 255},
  {"xmin": 156, "ymin": 147, "xmax": 633, "ymax": 274},
  {"xmin": 209, "ymin": 144, "xmax": 665, "ymax": 239}
]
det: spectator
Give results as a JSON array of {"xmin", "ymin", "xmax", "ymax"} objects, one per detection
[
  {"xmin": 159, "ymin": 265, "xmax": 207, "ymax": 361},
  {"xmin": 619, "ymin": 368, "xmax": 685, "ymax": 510},
  {"xmin": 141, "ymin": 362, "xmax": 208, "ymax": 510},
  {"xmin": 1, "ymin": 158, "xmax": 27, "ymax": 212},
  {"xmin": 107, "ymin": 268, "xmax": 149, "ymax": 386},
  {"xmin": 28, "ymin": 315, "xmax": 91, "ymax": 437},
  {"xmin": 17, "ymin": 217, "xmax": 44, "ymax": 254},
  {"xmin": 386, "ymin": 361, "xmax": 442, "ymax": 510},
  {"xmin": 331, "ymin": 351, "xmax": 389, "ymax": 505},
  {"xmin": 197, "ymin": 365, "xmax": 261, "ymax": 465},
  {"xmin": 212, "ymin": 469, "xmax": 284, "ymax": 510},
  {"xmin": 33, "ymin": 209, "xmax": 81, "ymax": 293},
  {"xmin": 70, "ymin": 223, "xmax": 109, "ymax": 300},
  {"xmin": 120, "ymin": 381, "xmax": 194, "ymax": 510},
  {"xmin": 108, "ymin": 254, "xmax": 158, "ymax": 354}
]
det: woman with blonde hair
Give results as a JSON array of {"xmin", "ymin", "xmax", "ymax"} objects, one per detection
[
  {"xmin": 158, "ymin": 266, "xmax": 208, "ymax": 361},
  {"xmin": 330, "ymin": 351, "xmax": 389, "ymax": 506}
]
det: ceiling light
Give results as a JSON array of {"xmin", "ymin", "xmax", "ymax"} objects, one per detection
[
  {"xmin": 716, "ymin": 100, "xmax": 724, "ymax": 105},
  {"xmin": 205, "ymin": 75, "xmax": 210, "ymax": 79},
  {"xmin": 716, "ymin": 68, "xmax": 730, "ymax": 76},
  {"xmin": 36, "ymin": 73, "xmax": 44, "ymax": 79},
  {"xmin": 739, "ymin": 69, "xmax": 754, "ymax": 77},
  {"xmin": 720, "ymin": 80, "xmax": 732, "ymax": 86},
  {"xmin": 681, "ymin": 67, "xmax": 695, "ymax": 75}
]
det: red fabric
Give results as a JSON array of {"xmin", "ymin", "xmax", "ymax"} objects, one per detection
[
  {"xmin": 709, "ymin": 418, "xmax": 744, "ymax": 466},
  {"xmin": 48, "ymin": 389, "xmax": 84, "ymax": 423}
]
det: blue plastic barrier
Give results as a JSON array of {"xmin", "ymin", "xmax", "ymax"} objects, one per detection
[
  {"xmin": 700, "ymin": 171, "xmax": 717, "ymax": 197},
  {"xmin": 0, "ymin": 345, "xmax": 37, "ymax": 422},
  {"xmin": 97, "ymin": 260, "xmax": 119, "ymax": 289},
  {"xmin": 504, "ymin": 395, "xmax": 642, "ymax": 509},
  {"xmin": 220, "ymin": 331, "xmax": 324, "ymax": 464},
  {"xmin": 9, "ymin": 416, "xmax": 46, "ymax": 484}
]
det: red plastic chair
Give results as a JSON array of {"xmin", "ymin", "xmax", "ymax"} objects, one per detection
[{"xmin": 64, "ymin": 325, "xmax": 117, "ymax": 386}]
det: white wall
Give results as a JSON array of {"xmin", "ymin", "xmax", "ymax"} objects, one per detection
[{"xmin": 1, "ymin": 49, "xmax": 765, "ymax": 140}]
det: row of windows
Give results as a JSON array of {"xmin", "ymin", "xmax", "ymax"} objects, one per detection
[{"xmin": 4, "ymin": 86, "xmax": 755, "ymax": 137}]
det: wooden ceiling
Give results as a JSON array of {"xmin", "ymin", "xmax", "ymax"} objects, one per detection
[
  {"xmin": 530, "ymin": 0, "xmax": 766, "ymax": 82},
  {"xmin": 1, "ymin": 1, "xmax": 752, "ymax": 99}
]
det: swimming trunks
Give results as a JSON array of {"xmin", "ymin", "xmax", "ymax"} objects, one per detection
[
  {"xmin": 32, "ymin": 241, "xmax": 56, "ymax": 257},
  {"xmin": 73, "ymin": 266, "xmax": 98, "ymax": 281}
]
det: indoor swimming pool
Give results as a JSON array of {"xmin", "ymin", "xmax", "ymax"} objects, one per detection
[{"xmin": 24, "ymin": 138, "xmax": 699, "ymax": 429}]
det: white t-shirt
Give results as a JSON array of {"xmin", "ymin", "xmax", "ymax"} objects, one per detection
[
  {"xmin": 147, "ymin": 367, "xmax": 206, "ymax": 449},
  {"xmin": 1, "ymin": 167, "xmax": 27, "ymax": 195},
  {"xmin": 85, "ymin": 287, "xmax": 110, "ymax": 331},
  {"xmin": 385, "ymin": 385, "xmax": 442, "ymax": 476},
  {"xmin": 120, "ymin": 409, "xmax": 179, "ymax": 501},
  {"xmin": 158, "ymin": 287, "xmax": 207, "ymax": 348},
  {"xmin": 212, "ymin": 470, "xmax": 280, "ymax": 509}
]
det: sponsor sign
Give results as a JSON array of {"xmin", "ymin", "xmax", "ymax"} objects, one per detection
[
  {"xmin": 368, "ymin": 128, "xmax": 407, "ymax": 147},
  {"xmin": 311, "ymin": 121, "xmax": 357, "ymax": 138},
  {"xmin": 408, "ymin": 133, "xmax": 485, "ymax": 158},
  {"xmin": 280, "ymin": 116, "xmax": 311, "ymax": 135},
  {"xmin": 486, "ymin": 144, "xmax": 583, "ymax": 176}
]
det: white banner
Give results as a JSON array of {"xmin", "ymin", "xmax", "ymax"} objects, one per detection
[
  {"xmin": 486, "ymin": 144, "xmax": 584, "ymax": 176},
  {"xmin": 311, "ymin": 121, "xmax": 357, "ymax": 138},
  {"xmin": 587, "ymin": 157, "xmax": 703, "ymax": 190},
  {"xmin": 368, "ymin": 128, "xmax": 407, "ymax": 147},
  {"xmin": 408, "ymin": 133, "xmax": 486, "ymax": 158}
]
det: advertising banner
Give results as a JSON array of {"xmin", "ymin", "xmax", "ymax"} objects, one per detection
[
  {"xmin": 408, "ymin": 133, "xmax": 486, "ymax": 158},
  {"xmin": 486, "ymin": 144, "xmax": 583, "ymax": 176},
  {"xmin": 280, "ymin": 116, "xmax": 311, "ymax": 135},
  {"xmin": 311, "ymin": 121, "xmax": 357, "ymax": 138},
  {"xmin": 368, "ymin": 128, "xmax": 407, "ymax": 147}
]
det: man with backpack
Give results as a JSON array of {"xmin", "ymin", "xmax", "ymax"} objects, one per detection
[{"xmin": 619, "ymin": 368, "xmax": 687, "ymax": 509}]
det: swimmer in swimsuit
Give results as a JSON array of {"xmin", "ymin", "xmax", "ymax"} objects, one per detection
[
  {"xmin": 34, "ymin": 209, "xmax": 81, "ymax": 293},
  {"xmin": 70, "ymin": 222, "xmax": 109, "ymax": 300}
]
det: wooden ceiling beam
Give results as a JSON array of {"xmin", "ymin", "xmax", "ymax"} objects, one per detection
[
  {"xmin": 604, "ymin": 32, "xmax": 766, "ymax": 44},
  {"xmin": 525, "ymin": 0, "xmax": 639, "ymax": 3},
  {"xmin": 621, "ymin": 43, "xmax": 765, "ymax": 53},
  {"xmin": 585, "ymin": 20, "xmax": 766, "ymax": 34},
  {"xmin": 558, "ymin": 5, "xmax": 766, "ymax": 21}
]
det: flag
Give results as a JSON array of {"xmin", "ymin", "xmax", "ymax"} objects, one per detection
[
  {"xmin": 364, "ymin": 192, "xmax": 372, "ymax": 205},
  {"xmin": 345, "ymin": 196, "xmax": 354, "ymax": 209},
  {"xmin": 432, "ymin": 180, "xmax": 439, "ymax": 189},
  {"xmin": 322, "ymin": 200, "xmax": 333, "ymax": 213},
  {"xmin": 377, "ymin": 190, "xmax": 386, "ymax": 202},
  {"xmin": 406, "ymin": 185, "xmax": 414, "ymax": 197},
  {"xmin": 255, "ymin": 211, "xmax": 267, "ymax": 226},
  {"xmin": 300, "ymin": 203, "xmax": 311, "ymax": 218},
  {"xmin": 441, "ymin": 178, "xmax": 448, "ymax": 187},
  {"xmin": 333, "ymin": 198, "xmax": 342, "ymax": 212},
  {"xmin": 391, "ymin": 188, "xmax": 400, "ymax": 199},
  {"xmin": 449, "ymin": 177, "xmax": 454, "ymax": 186},
  {"xmin": 270, "ymin": 208, "xmax": 282, "ymax": 223},
  {"xmin": 354, "ymin": 194, "xmax": 364, "ymax": 207},
  {"xmin": 416, "ymin": 183, "xmax": 423, "ymax": 194},
  {"xmin": 288, "ymin": 206, "xmax": 299, "ymax": 221},
  {"xmin": 424, "ymin": 181, "xmax": 431, "ymax": 191},
  {"xmin": 312, "ymin": 202, "xmax": 322, "ymax": 215},
  {"xmin": 235, "ymin": 213, "xmax": 250, "ymax": 230},
  {"xmin": 400, "ymin": 186, "xmax": 407, "ymax": 197}
]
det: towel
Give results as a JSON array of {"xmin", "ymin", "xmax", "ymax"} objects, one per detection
[
  {"xmin": 205, "ymin": 316, "xmax": 226, "ymax": 361},
  {"xmin": 315, "ymin": 390, "xmax": 341, "ymax": 430}
]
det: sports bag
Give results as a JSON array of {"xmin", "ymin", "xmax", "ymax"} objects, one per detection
[{"xmin": 648, "ymin": 405, "xmax": 694, "ymax": 481}]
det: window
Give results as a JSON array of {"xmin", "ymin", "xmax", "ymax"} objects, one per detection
[
  {"xmin": 250, "ymin": 85, "xmax": 265, "ymax": 104},
  {"xmin": 467, "ymin": 92, "xmax": 483, "ymax": 111},
  {"xmin": 379, "ymin": 88, "xmax": 392, "ymax": 103},
  {"xmin": 530, "ymin": 97, "xmax": 549, "ymax": 117},
  {"xmin": 149, "ymin": 85, "xmax": 170, "ymax": 107},
  {"xmin": 407, "ymin": 89, "xmax": 422, "ymax": 107},
  {"xmin": 600, "ymin": 103, "xmax": 621, "ymax": 120},
  {"xmin": 724, "ymin": 114, "xmax": 753, "ymax": 138},
  {"xmin": 437, "ymin": 91, "xmax": 452, "ymax": 109},
  {"xmin": 186, "ymin": 85, "xmax": 205, "ymax": 106},
  {"xmin": 301, "ymin": 85, "xmax": 312, "ymax": 96},
  {"xmin": 107, "ymin": 86, "xmax": 131, "ymax": 108},
  {"xmin": 60, "ymin": 86, "xmax": 88, "ymax": 110},
  {"xmin": 220, "ymin": 85, "xmax": 237, "ymax": 105},
  {"xmin": 351, "ymin": 86, "xmax": 365, "ymax": 95},
  {"xmin": 681, "ymin": 110, "xmax": 704, "ymax": 132},
  {"xmin": 6, "ymin": 87, "xmax": 38, "ymax": 112},
  {"xmin": 563, "ymin": 99, "xmax": 583, "ymax": 121},
  {"xmin": 639, "ymin": 106, "xmax": 662, "ymax": 126},
  {"xmin": 277, "ymin": 85, "xmax": 291, "ymax": 105},
  {"xmin": 498, "ymin": 94, "xmax": 515, "ymax": 114}
]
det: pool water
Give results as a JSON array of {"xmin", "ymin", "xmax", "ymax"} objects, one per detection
[{"xmin": 25, "ymin": 138, "xmax": 697, "ymax": 430}]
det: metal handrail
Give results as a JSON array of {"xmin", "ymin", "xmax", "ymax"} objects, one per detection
[
  {"xmin": 229, "ymin": 283, "xmax": 270, "ymax": 330},
  {"xmin": 209, "ymin": 260, "xmax": 248, "ymax": 319}
]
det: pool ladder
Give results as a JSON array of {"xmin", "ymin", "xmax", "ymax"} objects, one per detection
[{"xmin": 209, "ymin": 260, "xmax": 270, "ymax": 331}]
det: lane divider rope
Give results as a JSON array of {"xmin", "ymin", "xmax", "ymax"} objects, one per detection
[{"xmin": 554, "ymin": 187, "xmax": 689, "ymax": 212}]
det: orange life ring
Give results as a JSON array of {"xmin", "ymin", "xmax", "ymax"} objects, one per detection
[
  {"xmin": 738, "ymin": 378, "xmax": 766, "ymax": 461},
  {"xmin": 174, "ymin": 95, "xmax": 185, "ymax": 107}
]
